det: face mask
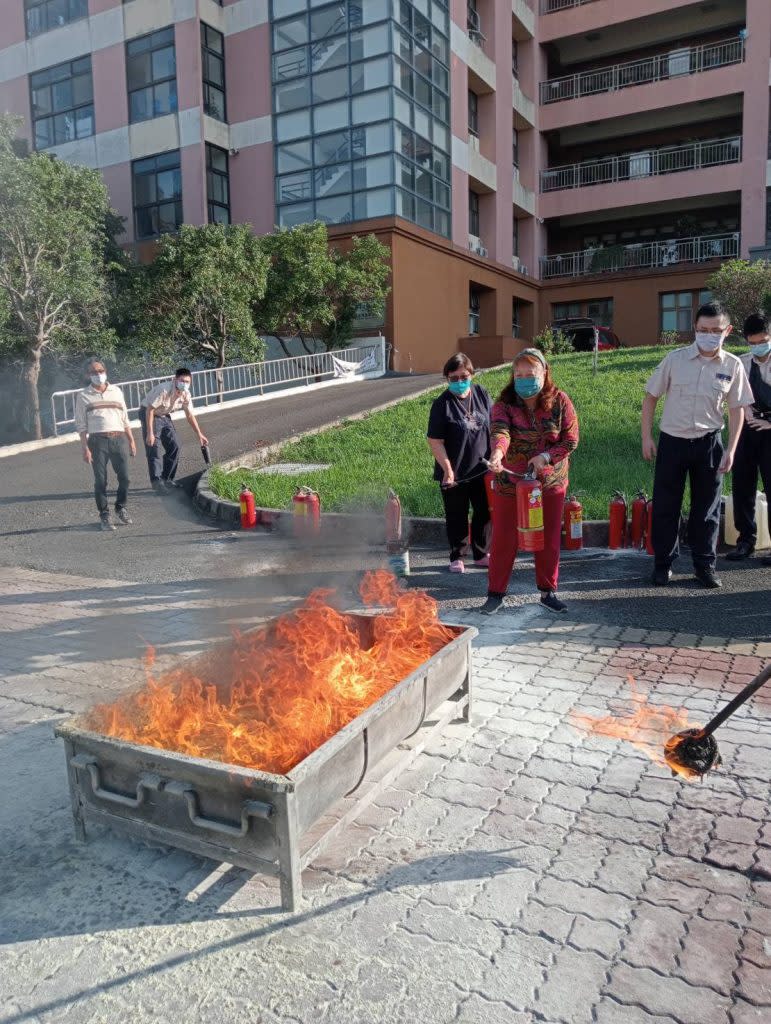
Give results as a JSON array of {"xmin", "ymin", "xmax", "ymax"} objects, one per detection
[
  {"xmin": 514, "ymin": 376, "xmax": 542, "ymax": 399},
  {"xmin": 176, "ymin": 380, "xmax": 191, "ymax": 392},
  {"xmin": 695, "ymin": 332, "xmax": 723, "ymax": 353},
  {"xmin": 90, "ymin": 372, "xmax": 106, "ymax": 386},
  {"xmin": 749, "ymin": 340, "xmax": 771, "ymax": 359},
  {"xmin": 448, "ymin": 379, "xmax": 471, "ymax": 397}
]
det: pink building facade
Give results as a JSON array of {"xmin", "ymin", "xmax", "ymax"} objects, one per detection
[{"xmin": 1, "ymin": 0, "xmax": 770, "ymax": 370}]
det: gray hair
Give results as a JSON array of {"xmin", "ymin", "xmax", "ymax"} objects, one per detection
[{"xmin": 84, "ymin": 356, "xmax": 107, "ymax": 380}]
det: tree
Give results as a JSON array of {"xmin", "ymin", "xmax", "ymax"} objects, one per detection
[
  {"xmin": 706, "ymin": 258, "xmax": 771, "ymax": 337},
  {"xmin": 252, "ymin": 222, "xmax": 336, "ymax": 356},
  {"xmin": 136, "ymin": 224, "xmax": 269, "ymax": 384},
  {"xmin": 0, "ymin": 115, "xmax": 114, "ymax": 438},
  {"xmin": 318, "ymin": 234, "xmax": 391, "ymax": 352}
]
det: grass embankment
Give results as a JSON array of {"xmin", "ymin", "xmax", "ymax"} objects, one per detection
[{"xmin": 211, "ymin": 346, "xmax": 737, "ymax": 521}]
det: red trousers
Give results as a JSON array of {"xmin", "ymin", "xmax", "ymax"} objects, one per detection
[{"xmin": 488, "ymin": 484, "xmax": 567, "ymax": 595}]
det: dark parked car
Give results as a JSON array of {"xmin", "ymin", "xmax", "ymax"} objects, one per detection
[{"xmin": 551, "ymin": 317, "xmax": 622, "ymax": 352}]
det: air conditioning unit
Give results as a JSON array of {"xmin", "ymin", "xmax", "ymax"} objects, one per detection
[
  {"xmin": 512, "ymin": 255, "xmax": 521, "ymax": 271},
  {"xmin": 469, "ymin": 132, "xmax": 480, "ymax": 152},
  {"xmin": 519, "ymin": 264, "xmax": 529, "ymax": 276},
  {"xmin": 472, "ymin": 243, "xmax": 488, "ymax": 258}
]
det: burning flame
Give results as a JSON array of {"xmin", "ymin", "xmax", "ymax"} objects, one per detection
[
  {"xmin": 85, "ymin": 571, "xmax": 456, "ymax": 775},
  {"xmin": 570, "ymin": 676, "xmax": 702, "ymax": 780}
]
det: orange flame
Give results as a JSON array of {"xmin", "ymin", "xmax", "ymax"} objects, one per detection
[
  {"xmin": 569, "ymin": 676, "xmax": 701, "ymax": 780},
  {"xmin": 85, "ymin": 572, "xmax": 455, "ymax": 775}
]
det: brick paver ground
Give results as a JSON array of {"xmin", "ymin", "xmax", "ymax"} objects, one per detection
[{"xmin": 0, "ymin": 564, "xmax": 769, "ymax": 1024}]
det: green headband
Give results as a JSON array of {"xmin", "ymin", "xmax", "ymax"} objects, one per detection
[{"xmin": 513, "ymin": 348, "xmax": 547, "ymax": 370}]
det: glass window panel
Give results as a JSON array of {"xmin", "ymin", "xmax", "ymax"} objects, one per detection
[
  {"xmin": 677, "ymin": 292, "xmax": 691, "ymax": 307},
  {"xmin": 414, "ymin": 75, "xmax": 430, "ymax": 109},
  {"xmin": 275, "ymin": 78, "xmax": 311, "ymax": 112},
  {"xmin": 310, "ymin": 6, "xmax": 346, "ymax": 40},
  {"xmin": 277, "ymin": 140, "xmax": 312, "ymax": 173},
  {"xmin": 699, "ymin": 289, "xmax": 712, "ymax": 304},
  {"xmin": 431, "ymin": 1, "xmax": 445, "ymax": 28},
  {"xmin": 32, "ymin": 86, "xmax": 52, "ymax": 117},
  {"xmin": 661, "ymin": 310, "xmax": 677, "ymax": 331},
  {"xmin": 414, "ymin": 12, "xmax": 430, "ymax": 45},
  {"xmin": 414, "ymin": 165, "xmax": 432, "ymax": 199},
  {"xmin": 413, "ymin": 0, "xmax": 429, "ymax": 15},
  {"xmin": 75, "ymin": 105, "xmax": 93, "ymax": 138},
  {"xmin": 397, "ymin": 124, "xmax": 414, "ymax": 159},
  {"xmin": 210, "ymin": 204, "xmax": 230, "ymax": 224},
  {"xmin": 312, "ymin": 67, "xmax": 348, "ymax": 103},
  {"xmin": 274, "ymin": 47, "xmax": 308, "ymax": 81},
  {"xmin": 360, "ymin": 0, "xmax": 389, "ymax": 24},
  {"xmin": 431, "ymin": 32, "xmax": 448, "ymax": 64},
  {"xmin": 202, "ymin": 24, "xmax": 223, "ymax": 54},
  {"xmin": 274, "ymin": 16, "xmax": 308, "ymax": 51},
  {"xmin": 415, "ymin": 198, "xmax": 433, "ymax": 230},
  {"xmin": 432, "ymin": 59, "xmax": 448, "ymax": 92},
  {"xmin": 393, "ymin": 28, "xmax": 411, "ymax": 63},
  {"xmin": 350, "ymin": 24, "xmax": 389, "ymax": 61},
  {"xmin": 414, "ymin": 133, "xmax": 432, "ymax": 167},
  {"xmin": 396, "ymin": 188, "xmax": 415, "ymax": 220},
  {"xmin": 315, "ymin": 130, "xmax": 350, "ymax": 165},
  {"xmin": 315, "ymin": 194, "xmax": 353, "ymax": 224},
  {"xmin": 279, "ymin": 202, "xmax": 315, "ymax": 228},
  {"xmin": 71, "ymin": 73, "xmax": 92, "ymax": 106},
  {"xmin": 72, "ymin": 56, "xmax": 90, "ymax": 75},
  {"xmin": 352, "ymin": 89, "xmax": 388, "ymax": 125},
  {"xmin": 156, "ymin": 168, "xmax": 181, "ymax": 200},
  {"xmin": 432, "ymin": 92, "xmax": 447, "ymax": 122},
  {"xmin": 53, "ymin": 111, "xmax": 75, "ymax": 143},
  {"xmin": 126, "ymin": 53, "xmax": 151, "ymax": 91},
  {"xmin": 434, "ymin": 208, "xmax": 450, "ymax": 237},
  {"xmin": 153, "ymin": 80, "xmax": 177, "ymax": 116},
  {"xmin": 661, "ymin": 294, "xmax": 675, "ymax": 309},
  {"xmin": 397, "ymin": 1, "xmax": 412, "ymax": 30},
  {"xmin": 314, "ymin": 162, "xmax": 352, "ymax": 197},
  {"xmin": 136, "ymin": 206, "xmax": 158, "ymax": 239},
  {"xmin": 313, "ymin": 99, "xmax": 348, "ymax": 133},
  {"xmin": 34, "ymin": 118, "xmax": 52, "ymax": 149},
  {"xmin": 398, "ymin": 158, "xmax": 414, "ymax": 190},
  {"xmin": 311, "ymin": 34, "xmax": 348, "ymax": 71},
  {"xmin": 208, "ymin": 146, "xmax": 227, "ymax": 172},
  {"xmin": 152, "ymin": 46, "xmax": 176, "ymax": 81},
  {"xmin": 394, "ymin": 92, "xmax": 411, "ymax": 126},
  {"xmin": 434, "ymin": 180, "xmax": 450, "ymax": 208},
  {"xmin": 204, "ymin": 84, "xmax": 226, "ymax": 120},
  {"xmin": 127, "ymin": 34, "xmax": 152, "ymax": 57},
  {"xmin": 353, "ymin": 154, "xmax": 392, "ymax": 188},
  {"xmin": 207, "ymin": 173, "xmax": 228, "ymax": 205},
  {"xmin": 157, "ymin": 202, "xmax": 179, "ymax": 234},
  {"xmin": 351, "ymin": 57, "xmax": 389, "ymax": 93},
  {"xmin": 413, "ymin": 106, "xmax": 430, "ymax": 141},
  {"xmin": 414, "ymin": 41, "xmax": 431, "ymax": 79},
  {"xmin": 393, "ymin": 57, "xmax": 412, "ymax": 94},
  {"xmin": 204, "ymin": 52, "xmax": 223, "ymax": 87},
  {"xmin": 277, "ymin": 171, "xmax": 312, "ymax": 203},
  {"xmin": 432, "ymin": 121, "xmax": 449, "ymax": 152},
  {"xmin": 48, "ymin": 0, "xmax": 67, "ymax": 29},
  {"xmin": 51, "ymin": 79, "xmax": 73, "ymax": 111},
  {"xmin": 154, "ymin": 27, "xmax": 174, "ymax": 48},
  {"xmin": 129, "ymin": 87, "xmax": 151, "ymax": 123},
  {"xmin": 275, "ymin": 109, "xmax": 311, "ymax": 140},
  {"xmin": 363, "ymin": 121, "xmax": 391, "ymax": 155},
  {"xmin": 280, "ymin": 0, "xmax": 306, "ymax": 13}
]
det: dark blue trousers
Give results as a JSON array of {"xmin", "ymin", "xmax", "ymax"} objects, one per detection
[
  {"xmin": 731, "ymin": 423, "xmax": 771, "ymax": 545},
  {"xmin": 139, "ymin": 408, "xmax": 180, "ymax": 483},
  {"xmin": 652, "ymin": 430, "xmax": 723, "ymax": 571}
]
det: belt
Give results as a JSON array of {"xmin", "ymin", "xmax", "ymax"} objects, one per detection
[
  {"xmin": 663, "ymin": 430, "xmax": 719, "ymax": 443},
  {"xmin": 93, "ymin": 431, "xmax": 125, "ymax": 438}
]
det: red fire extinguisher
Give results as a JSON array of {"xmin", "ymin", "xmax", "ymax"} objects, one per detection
[
  {"xmin": 645, "ymin": 499, "xmax": 655, "ymax": 556},
  {"xmin": 239, "ymin": 485, "xmax": 257, "ymax": 529},
  {"xmin": 629, "ymin": 491, "xmax": 647, "ymax": 549},
  {"xmin": 516, "ymin": 473, "xmax": 544, "ymax": 553},
  {"xmin": 608, "ymin": 491, "xmax": 627, "ymax": 550},
  {"xmin": 293, "ymin": 486, "xmax": 321, "ymax": 536},
  {"xmin": 563, "ymin": 494, "xmax": 583, "ymax": 551}
]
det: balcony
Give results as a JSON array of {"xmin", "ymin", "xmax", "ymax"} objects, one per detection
[
  {"xmin": 540, "ymin": 232, "xmax": 739, "ymax": 280},
  {"xmin": 540, "ymin": 0, "xmax": 597, "ymax": 11},
  {"xmin": 539, "ymin": 36, "xmax": 745, "ymax": 105},
  {"xmin": 540, "ymin": 137, "xmax": 742, "ymax": 193}
]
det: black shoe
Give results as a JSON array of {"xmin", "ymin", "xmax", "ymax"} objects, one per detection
[
  {"xmin": 162, "ymin": 478, "xmax": 181, "ymax": 490},
  {"xmin": 540, "ymin": 591, "xmax": 567, "ymax": 614},
  {"xmin": 151, "ymin": 480, "xmax": 165, "ymax": 494},
  {"xmin": 761, "ymin": 555, "xmax": 771, "ymax": 567},
  {"xmin": 479, "ymin": 595, "xmax": 504, "ymax": 616},
  {"xmin": 694, "ymin": 567, "xmax": 722, "ymax": 589},
  {"xmin": 651, "ymin": 566, "xmax": 672, "ymax": 586},
  {"xmin": 725, "ymin": 541, "xmax": 755, "ymax": 561},
  {"xmin": 115, "ymin": 508, "xmax": 132, "ymax": 525}
]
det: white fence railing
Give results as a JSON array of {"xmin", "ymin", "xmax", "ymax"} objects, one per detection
[
  {"xmin": 50, "ymin": 338, "xmax": 386, "ymax": 436},
  {"xmin": 540, "ymin": 233, "xmax": 740, "ymax": 280}
]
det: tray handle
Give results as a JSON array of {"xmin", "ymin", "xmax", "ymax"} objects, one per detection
[
  {"xmin": 165, "ymin": 780, "xmax": 273, "ymax": 837},
  {"xmin": 70, "ymin": 754, "xmax": 162, "ymax": 809}
]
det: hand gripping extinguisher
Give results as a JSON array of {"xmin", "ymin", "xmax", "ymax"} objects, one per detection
[
  {"xmin": 239, "ymin": 484, "xmax": 257, "ymax": 529},
  {"xmin": 385, "ymin": 489, "xmax": 410, "ymax": 576},
  {"xmin": 629, "ymin": 491, "xmax": 647, "ymax": 549},
  {"xmin": 293, "ymin": 486, "xmax": 321, "ymax": 537},
  {"xmin": 563, "ymin": 494, "xmax": 583, "ymax": 551},
  {"xmin": 608, "ymin": 491, "xmax": 627, "ymax": 550},
  {"xmin": 645, "ymin": 498, "xmax": 655, "ymax": 556},
  {"xmin": 516, "ymin": 471, "xmax": 545, "ymax": 553}
]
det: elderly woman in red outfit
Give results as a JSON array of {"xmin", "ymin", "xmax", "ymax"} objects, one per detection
[{"xmin": 480, "ymin": 348, "xmax": 579, "ymax": 616}]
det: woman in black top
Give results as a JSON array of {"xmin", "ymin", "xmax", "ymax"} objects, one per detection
[{"xmin": 427, "ymin": 353, "xmax": 492, "ymax": 573}]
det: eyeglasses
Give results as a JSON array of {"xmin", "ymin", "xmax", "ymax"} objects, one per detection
[{"xmin": 448, "ymin": 373, "xmax": 471, "ymax": 382}]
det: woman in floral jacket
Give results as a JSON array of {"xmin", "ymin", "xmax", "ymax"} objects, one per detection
[{"xmin": 481, "ymin": 348, "xmax": 579, "ymax": 615}]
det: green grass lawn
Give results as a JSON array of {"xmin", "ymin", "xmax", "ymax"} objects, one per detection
[{"xmin": 210, "ymin": 345, "xmax": 738, "ymax": 521}]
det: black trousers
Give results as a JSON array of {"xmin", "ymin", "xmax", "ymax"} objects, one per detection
[
  {"xmin": 88, "ymin": 434, "xmax": 130, "ymax": 515},
  {"xmin": 440, "ymin": 475, "xmax": 490, "ymax": 562},
  {"xmin": 731, "ymin": 423, "xmax": 771, "ymax": 545},
  {"xmin": 652, "ymin": 430, "xmax": 723, "ymax": 571},
  {"xmin": 139, "ymin": 408, "xmax": 180, "ymax": 483}
]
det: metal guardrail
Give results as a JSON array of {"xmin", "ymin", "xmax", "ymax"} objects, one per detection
[
  {"xmin": 539, "ymin": 36, "xmax": 745, "ymax": 105},
  {"xmin": 50, "ymin": 339, "xmax": 385, "ymax": 436},
  {"xmin": 540, "ymin": 233, "xmax": 740, "ymax": 280},
  {"xmin": 541, "ymin": 0, "xmax": 597, "ymax": 12},
  {"xmin": 540, "ymin": 136, "xmax": 742, "ymax": 192}
]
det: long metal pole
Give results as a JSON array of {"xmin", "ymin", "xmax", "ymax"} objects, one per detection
[{"xmin": 698, "ymin": 663, "xmax": 771, "ymax": 738}]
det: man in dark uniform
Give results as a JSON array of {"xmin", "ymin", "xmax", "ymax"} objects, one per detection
[
  {"xmin": 725, "ymin": 312, "xmax": 771, "ymax": 566},
  {"xmin": 642, "ymin": 301, "xmax": 752, "ymax": 588}
]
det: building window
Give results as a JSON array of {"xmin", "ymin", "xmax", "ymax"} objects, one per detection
[
  {"xmin": 512, "ymin": 128, "xmax": 519, "ymax": 169},
  {"xmin": 512, "ymin": 299, "xmax": 521, "ymax": 337},
  {"xmin": 469, "ymin": 286, "xmax": 481, "ymax": 335},
  {"xmin": 25, "ymin": 0, "xmax": 87, "ymax": 39},
  {"xmin": 126, "ymin": 28, "xmax": 177, "ymax": 124},
  {"xmin": 132, "ymin": 151, "xmax": 182, "ymax": 240},
  {"xmin": 512, "ymin": 39, "xmax": 519, "ymax": 79},
  {"xmin": 468, "ymin": 91, "xmax": 478, "ymax": 137},
  {"xmin": 206, "ymin": 144, "xmax": 230, "ymax": 224},
  {"xmin": 553, "ymin": 302, "xmax": 582, "ymax": 321},
  {"xmin": 202, "ymin": 23, "xmax": 227, "ymax": 122},
  {"xmin": 587, "ymin": 298, "xmax": 614, "ymax": 329},
  {"xmin": 469, "ymin": 190, "xmax": 480, "ymax": 236},
  {"xmin": 30, "ymin": 57, "xmax": 94, "ymax": 151},
  {"xmin": 660, "ymin": 290, "xmax": 712, "ymax": 333}
]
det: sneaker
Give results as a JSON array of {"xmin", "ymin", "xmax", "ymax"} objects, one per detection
[
  {"xmin": 162, "ymin": 478, "xmax": 181, "ymax": 490},
  {"xmin": 449, "ymin": 559, "xmax": 465, "ymax": 573},
  {"xmin": 725, "ymin": 541, "xmax": 754, "ymax": 561},
  {"xmin": 99, "ymin": 515, "xmax": 116, "ymax": 532},
  {"xmin": 540, "ymin": 591, "xmax": 567, "ymax": 614},
  {"xmin": 473, "ymin": 554, "xmax": 490, "ymax": 568},
  {"xmin": 694, "ymin": 567, "xmax": 722, "ymax": 589},
  {"xmin": 151, "ymin": 480, "xmax": 165, "ymax": 494},
  {"xmin": 651, "ymin": 566, "xmax": 672, "ymax": 586},
  {"xmin": 479, "ymin": 595, "xmax": 504, "ymax": 616},
  {"xmin": 115, "ymin": 508, "xmax": 132, "ymax": 525}
]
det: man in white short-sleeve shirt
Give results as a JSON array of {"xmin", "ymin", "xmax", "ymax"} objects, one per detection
[
  {"xmin": 641, "ymin": 300, "xmax": 752, "ymax": 589},
  {"xmin": 139, "ymin": 368, "xmax": 208, "ymax": 491}
]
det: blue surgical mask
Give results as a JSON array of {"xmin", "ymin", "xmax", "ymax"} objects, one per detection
[
  {"xmin": 90, "ymin": 372, "xmax": 106, "ymax": 386},
  {"xmin": 514, "ymin": 376, "xmax": 542, "ymax": 399},
  {"xmin": 695, "ymin": 331, "xmax": 723, "ymax": 353},
  {"xmin": 176, "ymin": 380, "xmax": 191, "ymax": 392},
  {"xmin": 448, "ymin": 379, "xmax": 471, "ymax": 397},
  {"xmin": 749, "ymin": 340, "xmax": 771, "ymax": 358}
]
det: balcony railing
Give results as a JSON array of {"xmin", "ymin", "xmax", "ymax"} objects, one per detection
[
  {"xmin": 540, "ymin": 233, "xmax": 740, "ymax": 280},
  {"xmin": 541, "ymin": 0, "xmax": 596, "ymax": 11},
  {"xmin": 540, "ymin": 136, "xmax": 742, "ymax": 192},
  {"xmin": 539, "ymin": 36, "xmax": 745, "ymax": 105}
]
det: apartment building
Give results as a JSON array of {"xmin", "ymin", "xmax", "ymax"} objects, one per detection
[{"xmin": 0, "ymin": 0, "xmax": 769, "ymax": 372}]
